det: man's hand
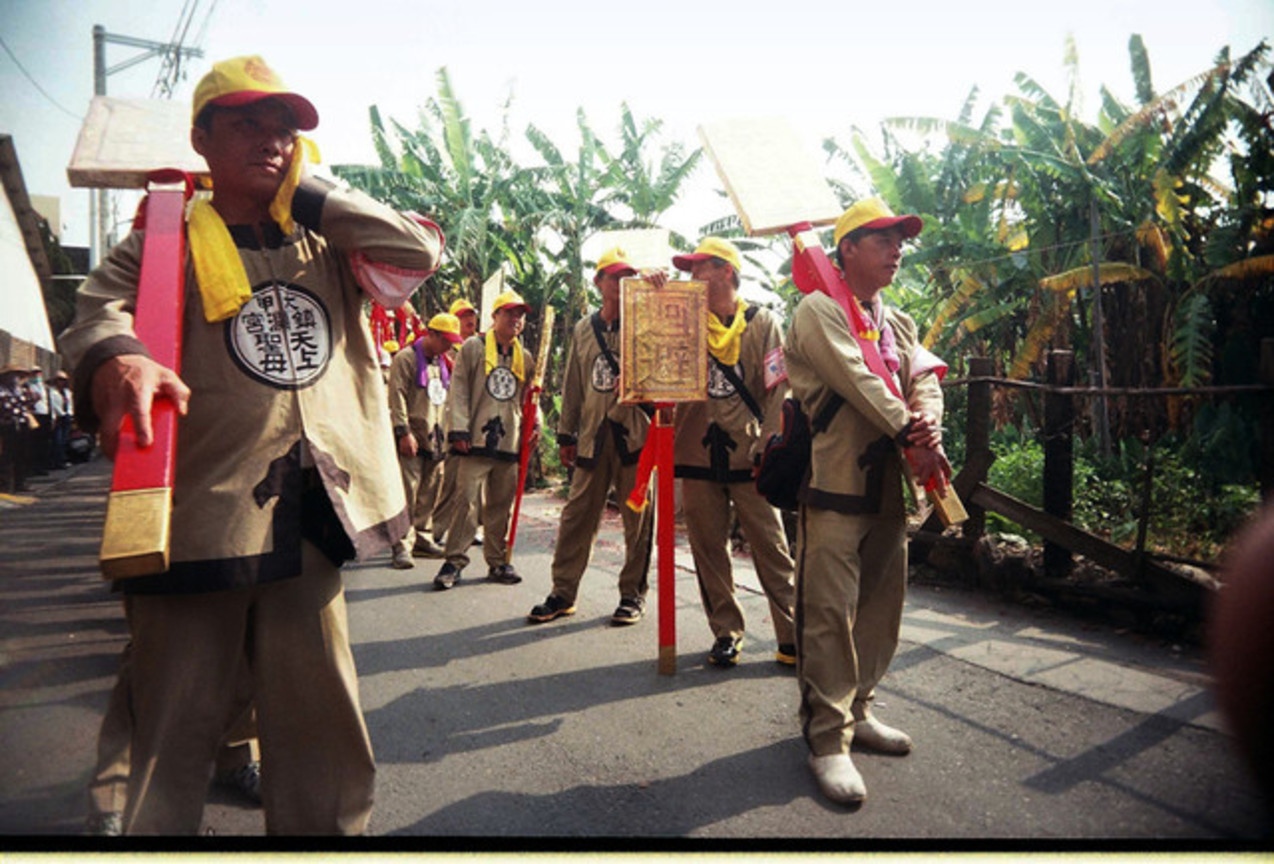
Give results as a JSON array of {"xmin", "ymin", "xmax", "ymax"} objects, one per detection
[
  {"xmin": 559, "ymin": 443, "xmax": 577, "ymax": 469},
  {"xmin": 906, "ymin": 411, "xmax": 943, "ymax": 450},
  {"xmin": 643, "ymin": 269, "xmax": 670, "ymax": 289},
  {"xmin": 906, "ymin": 445, "xmax": 952, "ymax": 495},
  {"xmin": 91, "ymin": 354, "xmax": 190, "ymax": 461},
  {"xmin": 398, "ymin": 432, "xmax": 418, "ymax": 458}
]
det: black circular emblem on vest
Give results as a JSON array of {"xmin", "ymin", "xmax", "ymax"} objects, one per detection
[
  {"xmin": 225, "ymin": 282, "xmax": 332, "ymax": 390},
  {"xmin": 487, "ymin": 366, "xmax": 519, "ymax": 401}
]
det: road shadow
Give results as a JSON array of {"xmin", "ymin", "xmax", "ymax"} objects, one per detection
[
  {"xmin": 386, "ymin": 738, "xmax": 815, "ymax": 837},
  {"xmin": 366, "ymin": 655, "xmax": 792, "ymax": 765}
]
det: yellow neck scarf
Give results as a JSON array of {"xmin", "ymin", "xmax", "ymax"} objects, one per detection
[
  {"xmin": 706, "ymin": 297, "xmax": 749, "ymax": 366},
  {"xmin": 187, "ymin": 136, "xmax": 320, "ymax": 322},
  {"xmin": 485, "ymin": 329, "xmax": 525, "ymax": 382}
]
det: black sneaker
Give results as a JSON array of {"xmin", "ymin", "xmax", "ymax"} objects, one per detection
[
  {"xmin": 487, "ymin": 563, "xmax": 522, "ymax": 585},
  {"xmin": 434, "ymin": 562, "xmax": 462, "ymax": 590},
  {"xmin": 707, "ymin": 636, "xmax": 741, "ymax": 667},
  {"xmin": 528, "ymin": 594, "xmax": 576, "ymax": 623},
  {"xmin": 775, "ymin": 643, "xmax": 797, "ymax": 666},
  {"xmin": 215, "ymin": 760, "xmax": 263, "ymax": 806},
  {"xmin": 610, "ymin": 597, "xmax": 644, "ymax": 626}
]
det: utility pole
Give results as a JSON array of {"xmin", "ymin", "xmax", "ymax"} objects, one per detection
[{"xmin": 90, "ymin": 24, "xmax": 203, "ymax": 265}]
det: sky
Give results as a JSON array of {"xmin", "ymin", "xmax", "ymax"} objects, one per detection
[{"xmin": 2, "ymin": 0, "xmax": 1271, "ymax": 256}]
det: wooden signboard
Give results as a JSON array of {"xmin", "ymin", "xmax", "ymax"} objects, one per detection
[
  {"xmin": 588, "ymin": 228, "xmax": 671, "ymax": 272},
  {"xmin": 479, "ymin": 268, "xmax": 504, "ymax": 329},
  {"xmin": 67, "ymin": 96, "xmax": 206, "ymax": 189},
  {"xmin": 619, "ymin": 278, "xmax": 707, "ymax": 404},
  {"xmin": 697, "ymin": 118, "xmax": 841, "ymax": 237}
]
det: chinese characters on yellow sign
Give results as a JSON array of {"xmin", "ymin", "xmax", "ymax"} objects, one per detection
[{"xmin": 619, "ymin": 278, "xmax": 708, "ymax": 404}]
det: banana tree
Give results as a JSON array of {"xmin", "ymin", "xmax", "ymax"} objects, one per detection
[{"xmin": 334, "ymin": 67, "xmax": 531, "ymax": 314}]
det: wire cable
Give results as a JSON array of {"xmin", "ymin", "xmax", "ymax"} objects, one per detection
[{"xmin": 0, "ymin": 34, "xmax": 81, "ymax": 121}]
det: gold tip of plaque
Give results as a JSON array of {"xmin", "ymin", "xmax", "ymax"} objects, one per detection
[
  {"xmin": 100, "ymin": 488, "xmax": 172, "ymax": 579},
  {"xmin": 658, "ymin": 644, "xmax": 677, "ymax": 676},
  {"xmin": 928, "ymin": 485, "xmax": 969, "ymax": 528}
]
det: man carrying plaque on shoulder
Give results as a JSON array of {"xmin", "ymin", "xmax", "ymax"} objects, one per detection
[
  {"xmin": 783, "ymin": 198, "xmax": 949, "ymax": 805},
  {"xmin": 59, "ymin": 55, "xmax": 443, "ymax": 833}
]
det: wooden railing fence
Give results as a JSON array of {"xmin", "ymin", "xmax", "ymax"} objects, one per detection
[{"xmin": 910, "ymin": 338, "xmax": 1274, "ymax": 617}]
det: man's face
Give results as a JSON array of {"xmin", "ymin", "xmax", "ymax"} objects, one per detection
[
  {"xmin": 690, "ymin": 258, "xmax": 734, "ymax": 295},
  {"xmin": 840, "ymin": 226, "xmax": 907, "ymax": 292},
  {"xmin": 458, "ymin": 311, "xmax": 478, "ymax": 339},
  {"xmin": 492, "ymin": 306, "xmax": 526, "ymax": 342},
  {"xmin": 423, "ymin": 331, "xmax": 449, "ymax": 357},
  {"xmin": 191, "ymin": 100, "xmax": 297, "ymax": 207},
  {"xmin": 595, "ymin": 271, "xmax": 624, "ymax": 305}
]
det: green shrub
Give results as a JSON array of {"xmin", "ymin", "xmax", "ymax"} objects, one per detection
[{"xmin": 982, "ymin": 425, "xmax": 1260, "ymax": 558}]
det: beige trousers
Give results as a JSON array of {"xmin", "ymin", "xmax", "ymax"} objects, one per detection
[
  {"xmin": 682, "ymin": 478, "xmax": 795, "ymax": 645},
  {"xmin": 89, "ymin": 641, "xmax": 258, "ymax": 818},
  {"xmin": 392, "ymin": 449, "xmax": 443, "ymax": 554},
  {"xmin": 443, "ymin": 455, "xmax": 517, "ymax": 570},
  {"xmin": 549, "ymin": 434, "xmax": 653, "ymax": 605},
  {"xmin": 429, "ymin": 452, "xmax": 478, "ymax": 543},
  {"xmin": 795, "ymin": 506, "xmax": 907, "ymax": 757},
  {"xmin": 122, "ymin": 541, "xmax": 374, "ymax": 835}
]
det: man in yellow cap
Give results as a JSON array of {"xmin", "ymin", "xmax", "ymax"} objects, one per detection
[
  {"xmin": 783, "ymin": 197, "xmax": 949, "ymax": 805},
  {"xmin": 59, "ymin": 55, "xmax": 443, "ymax": 833},
  {"xmin": 387, "ymin": 313, "xmax": 464, "ymax": 568},
  {"xmin": 449, "ymin": 297, "xmax": 480, "ymax": 342},
  {"xmin": 527, "ymin": 248, "xmax": 654, "ymax": 625},
  {"xmin": 434, "ymin": 289, "xmax": 536, "ymax": 588},
  {"xmin": 428, "ymin": 296, "xmax": 484, "ymax": 545},
  {"xmin": 669, "ymin": 237, "xmax": 796, "ymax": 668}
]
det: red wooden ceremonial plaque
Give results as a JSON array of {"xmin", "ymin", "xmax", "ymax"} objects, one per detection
[{"xmin": 99, "ymin": 171, "xmax": 192, "ymax": 578}]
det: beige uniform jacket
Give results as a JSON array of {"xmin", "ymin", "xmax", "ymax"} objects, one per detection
[
  {"xmin": 445, "ymin": 335, "xmax": 534, "ymax": 461},
  {"xmin": 556, "ymin": 312, "xmax": 650, "ymax": 468},
  {"xmin": 784, "ymin": 291, "xmax": 944, "ymax": 517},
  {"xmin": 60, "ymin": 178, "xmax": 442, "ymax": 592},
  {"xmin": 388, "ymin": 341, "xmax": 449, "ymax": 460},
  {"xmin": 674, "ymin": 304, "xmax": 787, "ymax": 483}
]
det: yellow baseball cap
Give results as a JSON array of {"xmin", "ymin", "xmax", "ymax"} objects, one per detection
[
  {"xmin": 492, "ymin": 289, "xmax": 532, "ymax": 315},
  {"xmin": 596, "ymin": 246, "xmax": 637, "ymax": 277},
  {"xmin": 448, "ymin": 298, "xmax": 477, "ymax": 317},
  {"xmin": 192, "ymin": 55, "xmax": 318, "ymax": 130},
  {"xmin": 833, "ymin": 198, "xmax": 922, "ymax": 247},
  {"xmin": 672, "ymin": 237, "xmax": 741, "ymax": 274},
  {"xmin": 427, "ymin": 312, "xmax": 464, "ymax": 344}
]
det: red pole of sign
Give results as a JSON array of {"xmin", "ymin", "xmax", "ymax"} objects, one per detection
[
  {"xmin": 100, "ymin": 170, "xmax": 192, "ymax": 579},
  {"xmin": 655, "ymin": 404, "xmax": 677, "ymax": 675},
  {"xmin": 505, "ymin": 380, "xmax": 540, "ymax": 558}
]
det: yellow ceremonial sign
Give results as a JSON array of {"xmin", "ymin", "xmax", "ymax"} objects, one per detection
[{"xmin": 619, "ymin": 278, "xmax": 708, "ymax": 404}]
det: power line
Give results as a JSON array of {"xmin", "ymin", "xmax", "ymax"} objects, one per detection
[{"xmin": 0, "ymin": 34, "xmax": 81, "ymax": 121}]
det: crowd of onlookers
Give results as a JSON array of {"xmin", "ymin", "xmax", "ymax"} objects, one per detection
[{"xmin": 0, "ymin": 362, "xmax": 89, "ymax": 494}]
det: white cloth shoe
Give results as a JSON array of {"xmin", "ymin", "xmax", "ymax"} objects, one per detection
[
  {"xmin": 853, "ymin": 715, "xmax": 912, "ymax": 754},
  {"xmin": 808, "ymin": 753, "xmax": 867, "ymax": 804},
  {"xmin": 391, "ymin": 548, "xmax": 415, "ymax": 569}
]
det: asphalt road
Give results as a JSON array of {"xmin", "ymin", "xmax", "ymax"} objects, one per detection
[{"xmin": 0, "ymin": 456, "xmax": 1268, "ymax": 847}]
